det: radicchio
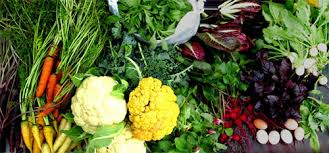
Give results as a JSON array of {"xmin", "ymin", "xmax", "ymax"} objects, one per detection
[
  {"xmin": 197, "ymin": 19, "xmax": 254, "ymax": 52},
  {"xmin": 181, "ymin": 41, "xmax": 205, "ymax": 60}
]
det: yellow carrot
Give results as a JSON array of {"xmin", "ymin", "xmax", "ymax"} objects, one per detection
[
  {"xmin": 43, "ymin": 126, "xmax": 54, "ymax": 153},
  {"xmin": 21, "ymin": 121, "xmax": 33, "ymax": 152},
  {"xmin": 58, "ymin": 118, "xmax": 67, "ymax": 132},
  {"xmin": 57, "ymin": 137, "xmax": 72, "ymax": 153},
  {"xmin": 31, "ymin": 125, "xmax": 42, "ymax": 150},
  {"xmin": 68, "ymin": 141, "xmax": 80, "ymax": 151},
  {"xmin": 41, "ymin": 143, "xmax": 51, "ymax": 153},
  {"xmin": 32, "ymin": 139, "xmax": 40, "ymax": 153},
  {"xmin": 53, "ymin": 120, "xmax": 59, "ymax": 134},
  {"xmin": 53, "ymin": 121, "xmax": 71, "ymax": 152},
  {"xmin": 39, "ymin": 129, "xmax": 45, "ymax": 145}
]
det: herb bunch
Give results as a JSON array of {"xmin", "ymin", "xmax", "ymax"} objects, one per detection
[
  {"xmin": 117, "ymin": 0, "xmax": 192, "ymax": 41},
  {"xmin": 149, "ymin": 86, "xmax": 227, "ymax": 153}
]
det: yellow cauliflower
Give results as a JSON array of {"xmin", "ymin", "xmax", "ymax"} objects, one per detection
[{"xmin": 127, "ymin": 77, "xmax": 179, "ymax": 141}]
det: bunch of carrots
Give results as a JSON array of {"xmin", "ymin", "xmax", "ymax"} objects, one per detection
[
  {"xmin": 21, "ymin": 44, "xmax": 78, "ymax": 153},
  {"xmin": 19, "ymin": 0, "xmax": 104, "ymax": 152}
]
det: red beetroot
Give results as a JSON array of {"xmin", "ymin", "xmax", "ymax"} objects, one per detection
[
  {"xmin": 234, "ymin": 119, "xmax": 243, "ymax": 127},
  {"xmin": 240, "ymin": 114, "xmax": 248, "ymax": 122},
  {"xmin": 181, "ymin": 41, "xmax": 205, "ymax": 60},
  {"xmin": 224, "ymin": 113, "xmax": 231, "ymax": 120},
  {"xmin": 219, "ymin": 133, "xmax": 228, "ymax": 143},
  {"xmin": 232, "ymin": 134, "xmax": 241, "ymax": 141},
  {"xmin": 247, "ymin": 104, "xmax": 253, "ymax": 112},
  {"xmin": 224, "ymin": 121, "xmax": 232, "ymax": 128},
  {"xmin": 230, "ymin": 113, "xmax": 238, "ymax": 120}
]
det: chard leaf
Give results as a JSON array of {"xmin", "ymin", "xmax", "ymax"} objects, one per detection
[
  {"xmin": 63, "ymin": 126, "xmax": 91, "ymax": 142},
  {"xmin": 86, "ymin": 122, "xmax": 125, "ymax": 152}
]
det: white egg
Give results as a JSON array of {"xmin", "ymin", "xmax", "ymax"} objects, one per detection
[
  {"xmin": 294, "ymin": 127, "xmax": 305, "ymax": 141},
  {"xmin": 319, "ymin": 76, "xmax": 328, "ymax": 85},
  {"xmin": 284, "ymin": 119, "xmax": 298, "ymax": 130},
  {"xmin": 256, "ymin": 130, "xmax": 269, "ymax": 144},
  {"xmin": 268, "ymin": 131, "xmax": 280, "ymax": 145},
  {"xmin": 309, "ymin": 47, "xmax": 319, "ymax": 57},
  {"xmin": 317, "ymin": 43, "xmax": 327, "ymax": 52},
  {"xmin": 295, "ymin": 66, "xmax": 305, "ymax": 76},
  {"xmin": 281, "ymin": 129, "xmax": 293, "ymax": 144}
]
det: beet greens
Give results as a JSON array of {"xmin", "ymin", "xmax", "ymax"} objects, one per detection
[{"xmin": 241, "ymin": 51, "xmax": 316, "ymax": 124}]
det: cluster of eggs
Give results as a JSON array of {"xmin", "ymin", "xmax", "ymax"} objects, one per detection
[{"xmin": 254, "ymin": 118, "xmax": 304, "ymax": 145}]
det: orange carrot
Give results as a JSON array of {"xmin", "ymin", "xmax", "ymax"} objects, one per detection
[
  {"xmin": 53, "ymin": 109, "xmax": 59, "ymax": 119},
  {"xmin": 54, "ymin": 84, "xmax": 61, "ymax": 99},
  {"xmin": 40, "ymin": 102, "xmax": 56, "ymax": 117},
  {"xmin": 44, "ymin": 126, "xmax": 55, "ymax": 153},
  {"xmin": 21, "ymin": 121, "xmax": 32, "ymax": 152},
  {"xmin": 46, "ymin": 74, "xmax": 57, "ymax": 103},
  {"xmin": 36, "ymin": 57, "xmax": 54, "ymax": 97}
]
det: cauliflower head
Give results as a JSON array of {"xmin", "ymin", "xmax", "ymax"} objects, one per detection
[
  {"xmin": 71, "ymin": 76, "xmax": 127, "ymax": 134},
  {"xmin": 127, "ymin": 77, "xmax": 179, "ymax": 141},
  {"xmin": 97, "ymin": 127, "xmax": 146, "ymax": 153}
]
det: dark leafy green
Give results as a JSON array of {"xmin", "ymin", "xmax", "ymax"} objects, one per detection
[
  {"xmin": 117, "ymin": 0, "xmax": 192, "ymax": 41},
  {"xmin": 241, "ymin": 51, "xmax": 315, "ymax": 123},
  {"xmin": 301, "ymin": 98, "xmax": 329, "ymax": 153},
  {"xmin": 148, "ymin": 86, "xmax": 227, "ymax": 153}
]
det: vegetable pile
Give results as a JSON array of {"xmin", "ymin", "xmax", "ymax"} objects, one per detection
[{"xmin": 1, "ymin": 0, "xmax": 329, "ymax": 153}]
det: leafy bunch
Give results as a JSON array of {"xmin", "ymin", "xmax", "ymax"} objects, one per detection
[
  {"xmin": 300, "ymin": 98, "xmax": 329, "ymax": 153},
  {"xmin": 241, "ymin": 51, "xmax": 315, "ymax": 123},
  {"xmin": 98, "ymin": 34, "xmax": 189, "ymax": 89},
  {"xmin": 149, "ymin": 86, "xmax": 227, "ymax": 153},
  {"xmin": 117, "ymin": 0, "xmax": 192, "ymax": 41},
  {"xmin": 191, "ymin": 53, "xmax": 248, "ymax": 98},
  {"xmin": 261, "ymin": 0, "xmax": 329, "ymax": 77}
]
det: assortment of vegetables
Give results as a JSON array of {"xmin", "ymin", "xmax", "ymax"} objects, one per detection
[{"xmin": 0, "ymin": 0, "xmax": 329, "ymax": 153}]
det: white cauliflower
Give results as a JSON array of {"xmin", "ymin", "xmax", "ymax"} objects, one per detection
[
  {"xmin": 97, "ymin": 127, "xmax": 146, "ymax": 153},
  {"xmin": 71, "ymin": 76, "xmax": 127, "ymax": 134}
]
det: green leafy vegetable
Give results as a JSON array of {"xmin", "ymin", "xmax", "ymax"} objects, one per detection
[
  {"xmin": 116, "ymin": 0, "xmax": 192, "ymax": 41},
  {"xmin": 86, "ymin": 122, "xmax": 125, "ymax": 153}
]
